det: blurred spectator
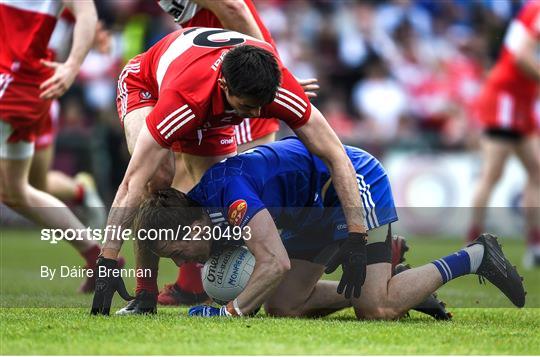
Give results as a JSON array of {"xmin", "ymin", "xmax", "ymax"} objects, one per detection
[{"xmin": 352, "ymin": 55, "xmax": 408, "ymax": 145}]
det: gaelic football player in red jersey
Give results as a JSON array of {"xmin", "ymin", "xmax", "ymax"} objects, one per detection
[
  {"xmin": 154, "ymin": 0, "xmax": 317, "ymax": 306},
  {"xmin": 28, "ymin": 11, "xmax": 107, "ymax": 231},
  {"xmin": 0, "ymin": 0, "xmax": 105, "ymax": 292},
  {"xmin": 469, "ymin": 0, "xmax": 540, "ymax": 268},
  {"xmin": 91, "ymin": 28, "xmax": 368, "ymax": 315}
]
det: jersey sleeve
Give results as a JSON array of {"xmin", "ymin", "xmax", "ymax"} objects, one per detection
[
  {"xmin": 221, "ymin": 176, "xmax": 266, "ymax": 228},
  {"xmin": 263, "ymin": 67, "xmax": 312, "ymax": 130},
  {"xmin": 145, "ymin": 90, "xmax": 200, "ymax": 148},
  {"xmin": 518, "ymin": 1, "xmax": 540, "ymax": 39}
]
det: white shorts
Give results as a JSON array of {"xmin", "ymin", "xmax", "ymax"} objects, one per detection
[{"xmin": 0, "ymin": 121, "xmax": 34, "ymax": 160}]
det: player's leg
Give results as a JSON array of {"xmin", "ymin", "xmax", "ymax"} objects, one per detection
[
  {"xmin": 162, "ymin": 128, "xmax": 240, "ymax": 306},
  {"xmin": 0, "ymin": 124, "xmax": 101, "ymax": 291},
  {"xmin": 171, "ymin": 151, "xmax": 196, "ymax": 193},
  {"xmin": 123, "ymin": 106, "xmax": 174, "ymax": 191},
  {"xmin": 28, "ymin": 144, "xmax": 53, "ymax": 192},
  {"xmin": 514, "ymin": 134, "xmax": 540, "ymax": 267},
  {"xmin": 0, "ymin": 137, "xmax": 91, "ymax": 236},
  {"xmin": 29, "ymin": 129, "xmax": 106, "ymax": 228},
  {"xmin": 44, "ymin": 170, "xmax": 81, "ymax": 201},
  {"xmin": 468, "ymin": 132, "xmax": 514, "ymax": 241},
  {"xmin": 29, "ymin": 147, "xmax": 83, "ymax": 204},
  {"xmin": 265, "ymin": 259, "xmax": 350, "ymax": 318},
  {"xmin": 351, "ymin": 229, "xmax": 525, "ymax": 320},
  {"xmin": 161, "ymin": 152, "xmax": 225, "ymax": 306},
  {"xmin": 124, "ymin": 106, "xmax": 153, "ymax": 155},
  {"xmin": 265, "ymin": 232, "xmax": 448, "ymax": 319},
  {"xmin": 161, "ymin": 151, "xmax": 207, "ymax": 305}
]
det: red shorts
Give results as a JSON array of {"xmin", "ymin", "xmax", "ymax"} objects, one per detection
[
  {"xmin": 35, "ymin": 99, "xmax": 60, "ymax": 150},
  {"xmin": 474, "ymin": 84, "xmax": 538, "ymax": 135},
  {"xmin": 0, "ymin": 72, "xmax": 53, "ymax": 143},
  {"xmin": 117, "ymin": 56, "xmax": 236, "ymax": 156},
  {"xmin": 116, "ymin": 55, "xmax": 157, "ymax": 123},
  {"xmin": 235, "ymin": 117, "xmax": 280, "ymax": 145}
]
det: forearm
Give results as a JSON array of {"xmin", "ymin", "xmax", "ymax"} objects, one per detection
[
  {"xmin": 295, "ymin": 106, "xmax": 366, "ymax": 234},
  {"xmin": 101, "ymin": 180, "xmax": 146, "ymax": 259},
  {"xmin": 196, "ymin": 0, "xmax": 264, "ymax": 40},
  {"xmin": 235, "ymin": 259, "xmax": 288, "ymax": 314},
  {"xmin": 327, "ymin": 154, "xmax": 366, "ymax": 233},
  {"xmin": 65, "ymin": 0, "xmax": 97, "ymax": 68}
]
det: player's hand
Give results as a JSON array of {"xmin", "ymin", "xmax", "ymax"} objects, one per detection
[
  {"xmin": 90, "ymin": 257, "xmax": 134, "ymax": 315},
  {"xmin": 325, "ymin": 232, "xmax": 368, "ymax": 299},
  {"xmin": 39, "ymin": 60, "xmax": 79, "ymax": 99},
  {"xmin": 296, "ymin": 77, "xmax": 319, "ymax": 98},
  {"xmin": 188, "ymin": 305, "xmax": 231, "ymax": 317}
]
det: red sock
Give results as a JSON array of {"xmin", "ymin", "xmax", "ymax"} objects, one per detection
[
  {"xmin": 176, "ymin": 262, "xmax": 204, "ymax": 294},
  {"xmin": 527, "ymin": 228, "xmax": 540, "ymax": 247},
  {"xmin": 467, "ymin": 225, "xmax": 482, "ymax": 243},
  {"xmin": 81, "ymin": 245, "xmax": 100, "ymax": 269},
  {"xmin": 74, "ymin": 183, "xmax": 85, "ymax": 204},
  {"xmin": 136, "ymin": 269, "xmax": 158, "ymax": 294}
]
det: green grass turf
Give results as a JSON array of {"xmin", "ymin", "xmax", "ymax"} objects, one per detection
[{"xmin": 1, "ymin": 229, "xmax": 539, "ymax": 355}]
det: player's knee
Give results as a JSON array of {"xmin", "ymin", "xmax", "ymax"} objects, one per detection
[{"xmin": 355, "ymin": 306, "xmax": 402, "ymax": 321}]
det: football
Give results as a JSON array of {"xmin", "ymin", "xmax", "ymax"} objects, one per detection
[{"xmin": 202, "ymin": 246, "xmax": 255, "ymax": 305}]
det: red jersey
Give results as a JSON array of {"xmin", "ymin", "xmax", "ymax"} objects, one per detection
[
  {"xmin": 142, "ymin": 28, "xmax": 310, "ymax": 148},
  {"xmin": 0, "ymin": 0, "xmax": 64, "ymax": 84},
  {"xmin": 156, "ymin": 0, "xmax": 281, "ymax": 144},
  {"xmin": 486, "ymin": 0, "xmax": 540, "ymax": 94},
  {"xmin": 474, "ymin": 1, "xmax": 540, "ymax": 134}
]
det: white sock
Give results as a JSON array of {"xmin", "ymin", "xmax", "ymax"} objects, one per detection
[{"xmin": 463, "ymin": 244, "xmax": 484, "ymax": 273}]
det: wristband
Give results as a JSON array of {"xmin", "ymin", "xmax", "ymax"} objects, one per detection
[{"xmin": 225, "ymin": 299, "xmax": 243, "ymax": 316}]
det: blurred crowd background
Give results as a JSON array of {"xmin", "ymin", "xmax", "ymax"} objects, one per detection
[{"xmin": 52, "ymin": 0, "xmax": 539, "ymax": 204}]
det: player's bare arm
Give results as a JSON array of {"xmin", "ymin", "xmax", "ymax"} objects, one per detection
[
  {"xmin": 294, "ymin": 105, "xmax": 368, "ymax": 298},
  {"xmin": 101, "ymin": 126, "xmax": 170, "ymax": 259},
  {"xmin": 40, "ymin": 0, "xmax": 97, "ymax": 99},
  {"xmin": 91, "ymin": 127, "xmax": 170, "ymax": 314},
  {"xmin": 294, "ymin": 106, "xmax": 366, "ymax": 234},
  {"xmin": 194, "ymin": 0, "xmax": 264, "ymax": 41},
  {"xmin": 233, "ymin": 209, "xmax": 291, "ymax": 314}
]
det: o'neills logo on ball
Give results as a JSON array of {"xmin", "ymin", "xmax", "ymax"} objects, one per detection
[{"xmin": 228, "ymin": 199, "xmax": 247, "ymax": 226}]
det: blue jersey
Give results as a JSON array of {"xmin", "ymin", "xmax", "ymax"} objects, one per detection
[{"xmin": 188, "ymin": 137, "xmax": 398, "ymax": 249}]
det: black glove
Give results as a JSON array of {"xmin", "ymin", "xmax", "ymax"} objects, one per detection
[
  {"xmin": 91, "ymin": 257, "xmax": 134, "ymax": 315},
  {"xmin": 325, "ymin": 232, "xmax": 368, "ymax": 299}
]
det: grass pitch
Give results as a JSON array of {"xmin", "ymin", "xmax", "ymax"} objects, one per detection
[{"xmin": 1, "ymin": 229, "xmax": 539, "ymax": 355}]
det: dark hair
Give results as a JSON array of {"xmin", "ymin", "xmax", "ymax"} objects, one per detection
[
  {"xmin": 132, "ymin": 188, "xmax": 206, "ymax": 251},
  {"xmin": 222, "ymin": 45, "xmax": 281, "ymax": 105}
]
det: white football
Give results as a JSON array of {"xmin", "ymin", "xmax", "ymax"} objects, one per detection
[{"xmin": 202, "ymin": 246, "xmax": 255, "ymax": 305}]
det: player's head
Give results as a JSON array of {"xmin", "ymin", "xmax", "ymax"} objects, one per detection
[
  {"xmin": 133, "ymin": 188, "xmax": 211, "ymax": 266},
  {"xmin": 219, "ymin": 44, "xmax": 281, "ymax": 118}
]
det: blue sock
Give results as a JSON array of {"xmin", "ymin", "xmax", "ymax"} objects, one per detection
[{"xmin": 432, "ymin": 250, "xmax": 471, "ymax": 284}]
